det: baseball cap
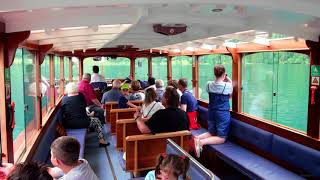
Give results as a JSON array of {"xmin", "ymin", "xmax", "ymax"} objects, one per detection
[{"xmin": 121, "ymin": 83, "xmax": 129, "ymax": 90}]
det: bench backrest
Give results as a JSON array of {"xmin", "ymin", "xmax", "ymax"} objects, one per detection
[
  {"xmin": 109, "ymin": 108, "xmax": 137, "ymax": 134},
  {"xmin": 125, "ymin": 130, "xmax": 191, "ymax": 172},
  {"xmin": 166, "ymin": 139, "xmax": 217, "ymax": 180},
  {"xmin": 105, "ymin": 100, "xmax": 143, "ymax": 124},
  {"xmin": 116, "ymin": 119, "xmax": 141, "ymax": 151}
]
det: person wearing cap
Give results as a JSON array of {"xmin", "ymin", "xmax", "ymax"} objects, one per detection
[{"xmin": 118, "ymin": 83, "xmax": 138, "ymax": 109}]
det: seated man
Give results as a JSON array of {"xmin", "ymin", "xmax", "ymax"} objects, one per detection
[
  {"xmin": 62, "ymin": 82, "xmax": 109, "ymax": 147},
  {"xmin": 101, "ymin": 79, "xmax": 122, "ymax": 104},
  {"xmin": 78, "ymin": 73, "xmax": 105, "ymax": 123},
  {"xmin": 90, "ymin": 65, "xmax": 105, "ymax": 83},
  {"xmin": 0, "ymin": 162, "xmax": 53, "ymax": 180},
  {"xmin": 49, "ymin": 136, "xmax": 99, "ymax": 180},
  {"xmin": 178, "ymin": 78, "xmax": 200, "ymax": 130},
  {"xmin": 136, "ymin": 86, "xmax": 189, "ymax": 134}
]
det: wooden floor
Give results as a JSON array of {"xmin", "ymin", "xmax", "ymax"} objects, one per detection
[{"xmin": 84, "ymin": 124, "xmax": 131, "ymax": 180}]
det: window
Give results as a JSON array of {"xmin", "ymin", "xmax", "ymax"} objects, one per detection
[
  {"xmin": 64, "ymin": 57, "xmax": 69, "ymax": 85},
  {"xmin": 10, "ymin": 48, "xmax": 37, "ymax": 160},
  {"xmin": 152, "ymin": 57, "xmax": 167, "ymax": 85},
  {"xmin": 54, "ymin": 56, "xmax": 61, "ymax": 99},
  {"xmin": 199, "ymin": 54, "xmax": 232, "ymax": 101},
  {"xmin": 104, "ymin": 57, "xmax": 130, "ymax": 79},
  {"xmin": 40, "ymin": 55, "xmax": 51, "ymax": 117},
  {"xmin": 135, "ymin": 58, "xmax": 148, "ymax": 81},
  {"xmin": 172, "ymin": 56, "xmax": 193, "ymax": 90},
  {"xmin": 83, "ymin": 57, "xmax": 104, "ymax": 77},
  {"xmin": 72, "ymin": 57, "xmax": 79, "ymax": 81},
  {"xmin": 242, "ymin": 52, "xmax": 310, "ymax": 132}
]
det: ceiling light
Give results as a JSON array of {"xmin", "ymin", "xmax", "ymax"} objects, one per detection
[
  {"xmin": 253, "ymin": 37, "xmax": 270, "ymax": 46},
  {"xmin": 185, "ymin": 47, "xmax": 195, "ymax": 51},
  {"xmin": 31, "ymin": 29, "xmax": 45, "ymax": 33},
  {"xmin": 51, "ymin": 7, "xmax": 63, "ymax": 11},
  {"xmin": 200, "ymin": 43, "xmax": 213, "ymax": 50},
  {"xmin": 27, "ymin": 9, "xmax": 33, "ymax": 13},
  {"xmin": 98, "ymin": 24, "xmax": 119, "ymax": 28},
  {"xmin": 172, "ymin": 49, "xmax": 181, "ymax": 53},
  {"xmin": 304, "ymin": 23, "xmax": 309, "ymax": 27},
  {"xmin": 59, "ymin": 26, "xmax": 88, "ymax": 30}
]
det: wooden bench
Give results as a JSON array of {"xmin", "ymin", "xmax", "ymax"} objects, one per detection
[
  {"xmin": 116, "ymin": 118, "xmax": 141, "ymax": 151},
  {"xmin": 124, "ymin": 130, "xmax": 191, "ymax": 172},
  {"xmin": 109, "ymin": 108, "xmax": 137, "ymax": 134},
  {"xmin": 105, "ymin": 100, "xmax": 143, "ymax": 123}
]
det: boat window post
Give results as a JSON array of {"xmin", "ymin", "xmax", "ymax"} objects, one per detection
[
  {"xmin": 192, "ymin": 55, "xmax": 199, "ymax": 98},
  {"xmin": 59, "ymin": 56, "xmax": 64, "ymax": 96},
  {"xmin": 35, "ymin": 51, "xmax": 42, "ymax": 129},
  {"xmin": 68, "ymin": 57, "xmax": 72, "ymax": 82},
  {"xmin": 148, "ymin": 55, "xmax": 152, "ymax": 78},
  {"xmin": 306, "ymin": 40, "xmax": 320, "ymax": 139},
  {"xmin": 49, "ymin": 54, "xmax": 55, "ymax": 107},
  {"xmin": 167, "ymin": 56, "xmax": 172, "ymax": 82},
  {"xmin": 79, "ymin": 57, "xmax": 84, "ymax": 81},
  {"xmin": 130, "ymin": 55, "xmax": 135, "ymax": 80}
]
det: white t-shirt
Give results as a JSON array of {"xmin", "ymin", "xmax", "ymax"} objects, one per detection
[
  {"xmin": 206, "ymin": 81, "xmax": 233, "ymax": 95},
  {"xmin": 59, "ymin": 159, "xmax": 99, "ymax": 180},
  {"xmin": 141, "ymin": 101, "xmax": 165, "ymax": 118},
  {"xmin": 91, "ymin": 73, "xmax": 105, "ymax": 83}
]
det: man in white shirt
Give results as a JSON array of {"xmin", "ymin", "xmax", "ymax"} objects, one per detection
[
  {"xmin": 91, "ymin": 65, "xmax": 105, "ymax": 83},
  {"xmin": 49, "ymin": 136, "xmax": 99, "ymax": 180}
]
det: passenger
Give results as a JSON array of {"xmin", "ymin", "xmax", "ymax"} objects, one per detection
[
  {"xmin": 167, "ymin": 80, "xmax": 182, "ymax": 97},
  {"xmin": 0, "ymin": 162, "xmax": 53, "ymax": 180},
  {"xmin": 62, "ymin": 82, "xmax": 110, "ymax": 147},
  {"xmin": 145, "ymin": 153, "xmax": 190, "ymax": 180},
  {"xmin": 136, "ymin": 86, "xmax": 189, "ymax": 134},
  {"xmin": 178, "ymin": 78, "xmax": 200, "ymax": 130},
  {"xmin": 155, "ymin": 79, "xmax": 165, "ymax": 102},
  {"xmin": 135, "ymin": 88, "xmax": 164, "ymax": 121},
  {"xmin": 90, "ymin": 65, "xmax": 105, "ymax": 83},
  {"xmin": 101, "ymin": 79, "xmax": 122, "ymax": 104},
  {"xmin": 49, "ymin": 136, "xmax": 99, "ymax": 180},
  {"xmin": 145, "ymin": 77, "xmax": 156, "ymax": 90},
  {"xmin": 78, "ymin": 73, "xmax": 105, "ymax": 123},
  {"xmin": 194, "ymin": 65, "xmax": 233, "ymax": 157},
  {"xmin": 128, "ymin": 80, "xmax": 145, "ymax": 101},
  {"xmin": 118, "ymin": 83, "xmax": 138, "ymax": 109}
]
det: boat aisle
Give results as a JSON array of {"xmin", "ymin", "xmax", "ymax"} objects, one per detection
[{"xmin": 84, "ymin": 124, "xmax": 131, "ymax": 180}]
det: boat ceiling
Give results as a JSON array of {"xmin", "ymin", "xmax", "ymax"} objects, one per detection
[{"xmin": 0, "ymin": 0, "xmax": 319, "ymax": 53}]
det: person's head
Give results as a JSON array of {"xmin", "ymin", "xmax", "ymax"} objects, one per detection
[
  {"xmin": 112, "ymin": 79, "xmax": 121, "ymax": 89},
  {"xmin": 82, "ymin": 73, "xmax": 91, "ymax": 82},
  {"xmin": 155, "ymin": 154, "xmax": 190, "ymax": 180},
  {"xmin": 50, "ymin": 136, "xmax": 80, "ymax": 168},
  {"xmin": 120, "ymin": 83, "xmax": 130, "ymax": 96},
  {"xmin": 7, "ymin": 161, "xmax": 52, "ymax": 180},
  {"xmin": 214, "ymin": 65, "xmax": 226, "ymax": 79},
  {"xmin": 144, "ymin": 88, "xmax": 157, "ymax": 104},
  {"xmin": 155, "ymin": 79, "xmax": 164, "ymax": 89},
  {"xmin": 65, "ymin": 82, "xmax": 78, "ymax": 95},
  {"xmin": 162, "ymin": 86, "xmax": 180, "ymax": 108},
  {"xmin": 131, "ymin": 80, "xmax": 141, "ymax": 91},
  {"xmin": 148, "ymin": 77, "xmax": 156, "ymax": 86},
  {"xmin": 92, "ymin": 66, "xmax": 99, "ymax": 73},
  {"xmin": 167, "ymin": 80, "xmax": 179, "ymax": 89},
  {"xmin": 178, "ymin": 78, "xmax": 188, "ymax": 91}
]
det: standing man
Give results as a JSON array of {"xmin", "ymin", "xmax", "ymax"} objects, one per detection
[
  {"xmin": 91, "ymin": 65, "xmax": 105, "ymax": 83},
  {"xmin": 178, "ymin": 78, "xmax": 200, "ymax": 130},
  {"xmin": 78, "ymin": 73, "xmax": 105, "ymax": 123}
]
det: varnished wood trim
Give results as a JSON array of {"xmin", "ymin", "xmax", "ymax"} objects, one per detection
[
  {"xmin": 110, "ymin": 108, "xmax": 138, "ymax": 113},
  {"xmin": 126, "ymin": 130, "xmax": 191, "ymax": 141},
  {"xmin": 116, "ymin": 118, "xmax": 136, "ymax": 124},
  {"xmin": 148, "ymin": 56, "xmax": 152, "ymax": 78},
  {"xmin": 167, "ymin": 56, "xmax": 172, "ymax": 81},
  {"xmin": 35, "ymin": 52, "xmax": 42, "ymax": 129},
  {"xmin": 59, "ymin": 56, "xmax": 64, "ymax": 95}
]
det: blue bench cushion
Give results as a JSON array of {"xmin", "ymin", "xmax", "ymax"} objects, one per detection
[
  {"xmin": 272, "ymin": 135, "xmax": 320, "ymax": 177},
  {"xmin": 230, "ymin": 118, "xmax": 273, "ymax": 153},
  {"xmin": 118, "ymin": 151, "xmax": 126, "ymax": 170},
  {"xmin": 66, "ymin": 129, "xmax": 87, "ymax": 159},
  {"xmin": 209, "ymin": 142, "xmax": 303, "ymax": 180}
]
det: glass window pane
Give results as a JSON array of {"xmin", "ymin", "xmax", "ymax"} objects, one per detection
[
  {"xmin": 23, "ymin": 49, "xmax": 37, "ymax": 152},
  {"xmin": 152, "ymin": 57, "xmax": 167, "ymax": 85},
  {"xmin": 10, "ymin": 48, "xmax": 26, "ymax": 159},
  {"xmin": 199, "ymin": 54, "xmax": 232, "ymax": 101},
  {"xmin": 242, "ymin": 52, "xmax": 274, "ymax": 121},
  {"xmin": 40, "ymin": 55, "xmax": 51, "ymax": 117},
  {"xmin": 276, "ymin": 52, "xmax": 309, "ymax": 132},
  {"xmin": 72, "ymin": 57, "xmax": 79, "ymax": 81},
  {"xmin": 172, "ymin": 56, "xmax": 193, "ymax": 90},
  {"xmin": 135, "ymin": 58, "xmax": 148, "ymax": 81},
  {"xmin": 54, "ymin": 56, "xmax": 61, "ymax": 99},
  {"xmin": 64, "ymin": 57, "xmax": 69, "ymax": 84},
  {"xmin": 104, "ymin": 57, "xmax": 130, "ymax": 79}
]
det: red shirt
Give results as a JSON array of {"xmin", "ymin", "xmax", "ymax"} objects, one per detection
[{"xmin": 78, "ymin": 80, "xmax": 96, "ymax": 105}]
